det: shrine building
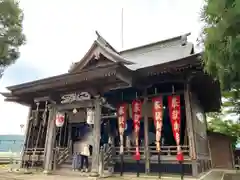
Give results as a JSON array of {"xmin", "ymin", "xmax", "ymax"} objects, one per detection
[{"xmin": 1, "ymin": 32, "xmax": 221, "ymax": 178}]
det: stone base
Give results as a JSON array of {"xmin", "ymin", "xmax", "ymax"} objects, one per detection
[
  {"xmin": 43, "ymin": 170, "xmax": 52, "ymax": 175},
  {"xmin": 90, "ymin": 171, "xmax": 99, "ymax": 177}
]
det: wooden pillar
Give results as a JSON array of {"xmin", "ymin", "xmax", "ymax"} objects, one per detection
[
  {"xmin": 184, "ymin": 82, "xmax": 198, "ymax": 177},
  {"xmin": 143, "ymin": 95, "xmax": 150, "ymax": 174},
  {"xmin": 43, "ymin": 106, "xmax": 56, "ymax": 173},
  {"xmin": 20, "ymin": 105, "xmax": 32, "ymax": 168},
  {"xmin": 90, "ymin": 97, "xmax": 102, "ymax": 176}
]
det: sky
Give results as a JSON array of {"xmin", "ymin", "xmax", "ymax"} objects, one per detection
[{"xmin": 0, "ymin": 0, "xmax": 204, "ymax": 134}]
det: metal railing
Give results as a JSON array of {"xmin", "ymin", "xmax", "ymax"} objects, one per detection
[{"xmin": 0, "ymin": 140, "xmax": 24, "ymax": 164}]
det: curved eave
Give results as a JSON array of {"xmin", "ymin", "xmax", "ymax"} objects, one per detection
[
  {"xmin": 136, "ymin": 53, "xmax": 202, "ymax": 76},
  {"xmin": 7, "ymin": 63, "xmax": 133, "ymax": 95},
  {"xmin": 0, "ymin": 92, "xmax": 31, "ymax": 105},
  {"xmin": 69, "ymin": 40, "xmax": 134, "ymax": 73}
]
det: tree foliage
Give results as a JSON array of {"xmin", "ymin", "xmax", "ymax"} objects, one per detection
[
  {"xmin": 222, "ymin": 90, "xmax": 240, "ymax": 121},
  {"xmin": 0, "ymin": 0, "xmax": 26, "ymax": 76},
  {"xmin": 207, "ymin": 114, "xmax": 240, "ymax": 147},
  {"xmin": 201, "ymin": 0, "xmax": 240, "ymax": 91}
]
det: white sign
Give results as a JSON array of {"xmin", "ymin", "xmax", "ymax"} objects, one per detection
[
  {"xmin": 86, "ymin": 108, "xmax": 95, "ymax": 125},
  {"xmin": 60, "ymin": 92, "xmax": 91, "ymax": 104}
]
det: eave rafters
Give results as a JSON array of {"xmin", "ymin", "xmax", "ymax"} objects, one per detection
[{"xmin": 6, "ymin": 63, "xmax": 133, "ymax": 96}]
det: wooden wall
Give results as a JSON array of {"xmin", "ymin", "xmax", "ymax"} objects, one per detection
[
  {"xmin": 208, "ymin": 132, "xmax": 234, "ymax": 169},
  {"xmin": 191, "ymin": 92, "xmax": 209, "ymax": 159},
  {"xmin": 190, "ymin": 92, "xmax": 211, "ymax": 175}
]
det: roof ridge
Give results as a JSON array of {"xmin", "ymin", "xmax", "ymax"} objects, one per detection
[
  {"xmin": 95, "ymin": 31, "xmax": 119, "ymax": 53},
  {"xmin": 120, "ymin": 32, "xmax": 191, "ymax": 54}
]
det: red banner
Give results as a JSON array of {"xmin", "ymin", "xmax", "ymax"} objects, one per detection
[
  {"xmin": 168, "ymin": 95, "xmax": 183, "ymax": 161},
  {"xmin": 117, "ymin": 103, "xmax": 127, "ymax": 134},
  {"xmin": 152, "ymin": 97, "xmax": 163, "ymax": 152},
  {"xmin": 132, "ymin": 100, "xmax": 142, "ymax": 160},
  {"xmin": 117, "ymin": 103, "xmax": 127, "ymax": 155}
]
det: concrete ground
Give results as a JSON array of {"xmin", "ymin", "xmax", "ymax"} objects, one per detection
[
  {"xmin": 0, "ymin": 168, "xmax": 238, "ymax": 180},
  {"xmin": 223, "ymin": 174, "xmax": 240, "ymax": 180}
]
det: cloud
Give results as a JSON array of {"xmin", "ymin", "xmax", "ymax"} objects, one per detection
[{"xmin": 0, "ymin": 0, "xmax": 204, "ymax": 134}]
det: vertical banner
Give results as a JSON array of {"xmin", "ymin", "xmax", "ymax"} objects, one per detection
[
  {"xmin": 152, "ymin": 96, "xmax": 163, "ymax": 178},
  {"xmin": 117, "ymin": 103, "xmax": 127, "ymax": 155},
  {"xmin": 117, "ymin": 103, "xmax": 127, "ymax": 176},
  {"xmin": 168, "ymin": 95, "xmax": 184, "ymax": 162},
  {"xmin": 152, "ymin": 97, "xmax": 163, "ymax": 152},
  {"xmin": 132, "ymin": 100, "xmax": 142, "ymax": 161}
]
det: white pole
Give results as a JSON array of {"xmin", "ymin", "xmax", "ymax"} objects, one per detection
[{"xmin": 121, "ymin": 8, "xmax": 124, "ymax": 49}]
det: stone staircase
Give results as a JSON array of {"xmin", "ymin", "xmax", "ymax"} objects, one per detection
[
  {"xmin": 55, "ymin": 143, "xmax": 115, "ymax": 177},
  {"xmin": 55, "ymin": 155, "xmax": 93, "ymax": 177}
]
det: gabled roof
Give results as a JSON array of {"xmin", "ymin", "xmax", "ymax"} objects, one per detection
[
  {"xmin": 69, "ymin": 31, "xmax": 134, "ymax": 73},
  {"xmin": 120, "ymin": 33, "xmax": 194, "ymax": 70}
]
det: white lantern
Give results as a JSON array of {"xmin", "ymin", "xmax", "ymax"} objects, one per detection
[
  {"xmin": 86, "ymin": 108, "xmax": 94, "ymax": 125},
  {"xmin": 56, "ymin": 112, "xmax": 65, "ymax": 127}
]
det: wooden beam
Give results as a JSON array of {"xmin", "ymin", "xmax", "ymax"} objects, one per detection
[
  {"xmin": 55, "ymin": 100, "xmax": 94, "ymax": 111},
  {"xmin": 90, "ymin": 97, "xmax": 102, "ymax": 176},
  {"xmin": 43, "ymin": 106, "xmax": 57, "ymax": 173},
  {"xmin": 20, "ymin": 105, "xmax": 32, "ymax": 168},
  {"xmin": 184, "ymin": 82, "xmax": 198, "ymax": 177},
  {"xmin": 143, "ymin": 90, "xmax": 150, "ymax": 174}
]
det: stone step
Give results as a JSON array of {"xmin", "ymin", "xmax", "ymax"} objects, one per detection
[
  {"xmin": 54, "ymin": 168, "xmax": 92, "ymax": 177},
  {"xmin": 59, "ymin": 163, "xmax": 72, "ymax": 169}
]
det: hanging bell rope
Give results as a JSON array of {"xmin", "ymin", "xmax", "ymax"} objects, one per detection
[
  {"xmin": 33, "ymin": 102, "xmax": 40, "ymax": 127},
  {"xmin": 42, "ymin": 101, "xmax": 48, "ymax": 127}
]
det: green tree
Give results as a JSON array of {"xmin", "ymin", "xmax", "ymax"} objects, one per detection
[
  {"xmin": 0, "ymin": 0, "xmax": 26, "ymax": 77},
  {"xmin": 222, "ymin": 90, "xmax": 240, "ymax": 121},
  {"xmin": 200, "ymin": 0, "xmax": 240, "ymax": 90},
  {"xmin": 208, "ymin": 114, "xmax": 240, "ymax": 147}
]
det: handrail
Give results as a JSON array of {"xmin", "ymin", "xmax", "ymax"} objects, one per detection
[
  {"xmin": 115, "ymin": 145, "xmax": 190, "ymax": 156},
  {"xmin": 99, "ymin": 144, "xmax": 115, "ymax": 177},
  {"xmin": 56, "ymin": 140, "xmax": 72, "ymax": 165}
]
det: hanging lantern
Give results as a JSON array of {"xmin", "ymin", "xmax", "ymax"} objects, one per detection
[
  {"xmin": 152, "ymin": 96, "xmax": 163, "ymax": 152},
  {"xmin": 168, "ymin": 95, "xmax": 183, "ymax": 162},
  {"xmin": 55, "ymin": 112, "xmax": 65, "ymax": 127},
  {"xmin": 132, "ymin": 100, "xmax": 142, "ymax": 161},
  {"xmin": 86, "ymin": 108, "xmax": 95, "ymax": 125},
  {"xmin": 117, "ymin": 103, "xmax": 127, "ymax": 155},
  {"xmin": 73, "ymin": 108, "xmax": 78, "ymax": 114}
]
